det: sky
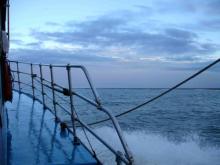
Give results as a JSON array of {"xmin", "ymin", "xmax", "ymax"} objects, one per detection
[{"xmin": 9, "ymin": 0, "xmax": 220, "ymax": 88}]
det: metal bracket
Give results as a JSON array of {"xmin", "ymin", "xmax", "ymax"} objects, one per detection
[
  {"xmin": 63, "ymin": 88, "xmax": 70, "ymax": 96},
  {"xmin": 31, "ymin": 74, "xmax": 37, "ymax": 78}
]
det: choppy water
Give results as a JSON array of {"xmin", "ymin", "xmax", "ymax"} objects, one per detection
[
  {"xmin": 75, "ymin": 88, "xmax": 220, "ymax": 165},
  {"xmin": 98, "ymin": 89, "xmax": 220, "ymax": 144},
  {"xmin": 17, "ymin": 87, "xmax": 220, "ymax": 164}
]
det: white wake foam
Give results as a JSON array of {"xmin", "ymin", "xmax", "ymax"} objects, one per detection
[{"xmin": 78, "ymin": 127, "xmax": 220, "ymax": 165}]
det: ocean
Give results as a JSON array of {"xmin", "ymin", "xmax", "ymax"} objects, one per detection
[
  {"xmin": 12, "ymin": 87, "xmax": 220, "ymax": 165},
  {"xmin": 65, "ymin": 88, "xmax": 220, "ymax": 165}
]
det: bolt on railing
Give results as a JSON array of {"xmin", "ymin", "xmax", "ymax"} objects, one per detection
[{"xmin": 9, "ymin": 60, "xmax": 134, "ymax": 165}]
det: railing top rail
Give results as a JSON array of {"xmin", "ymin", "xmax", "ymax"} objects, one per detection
[
  {"xmin": 9, "ymin": 60, "xmax": 87, "ymax": 68},
  {"xmin": 9, "ymin": 60, "xmax": 101, "ymax": 104}
]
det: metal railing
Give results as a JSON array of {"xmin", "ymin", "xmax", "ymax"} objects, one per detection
[{"xmin": 9, "ymin": 60, "xmax": 134, "ymax": 165}]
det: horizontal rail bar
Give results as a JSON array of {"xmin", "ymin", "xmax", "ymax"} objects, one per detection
[
  {"xmin": 11, "ymin": 70, "xmax": 31, "ymax": 76},
  {"xmin": 13, "ymin": 80, "xmax": 43, "ymax": 94},
  {"xmin": 56, "ymin": 103, "xmax": 71, "ymax": 116},
  {"xmin": 13, "ymin": 80, "xmax": 33, "ymax": 88}
]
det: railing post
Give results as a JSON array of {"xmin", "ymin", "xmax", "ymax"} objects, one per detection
[
  {"xmin": 16, "ymin": 61, "xmax": 21, "ymax": 92},
  {"xmin": 66, "ymin": 64, "xmax": 78, "ymax": 144},
  {"xmin": 49, "ymin": 65, "xmax": 57, "ymax": 121},
  {"xmin": 30, "ymin": 63, "xmax": 35, "ymax": 100},
  {"xmin": 39, "ymin": 64, "xmax": 45, "ymax": 108}
]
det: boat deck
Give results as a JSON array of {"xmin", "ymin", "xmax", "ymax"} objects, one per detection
[{"xmin": 6, "ymin": 92, "xmax": 98, "ymax": 165}]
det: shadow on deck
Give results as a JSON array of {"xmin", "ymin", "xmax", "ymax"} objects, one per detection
[{"xmin": 6, "ymin": 92, "xmax": 98, "ymax": 165}]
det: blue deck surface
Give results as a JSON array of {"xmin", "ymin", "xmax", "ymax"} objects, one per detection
[{"xmin": 6, "ymin": 92, "xmax": 98, "ymax": 165}]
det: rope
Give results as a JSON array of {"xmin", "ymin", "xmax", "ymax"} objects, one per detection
[
  {"xmin": 88, "ymin": 58, "xmax": 220, "ymax": 126},
  {"xmin": 81, "ymin": 126, "xmax": 97, "ymax": 157},
  {"xmin": 74, "ymin": 107, "xmax": 97, "ymax": 157}
]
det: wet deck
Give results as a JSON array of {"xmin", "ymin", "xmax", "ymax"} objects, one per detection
[{"xmin": 6, "ymin": 92, "xmax": 98, "ymax": 165}]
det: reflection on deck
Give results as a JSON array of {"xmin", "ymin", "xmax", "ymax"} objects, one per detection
[{"xmin": 6, "ymin": 92, "xmax": 98, "ymax": 165}]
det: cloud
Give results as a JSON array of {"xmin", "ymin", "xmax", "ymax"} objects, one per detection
[
  {"xmin": 9, "ymin": 48, "xmax": 116, "ymax": 64},
  {"xmin": 155, "ymin": 0, "xmax": 220, "ymax": 15},
  {"xmin": 164, "ymin": 28, "xmax": 197, "ymax": 40},
  {"xmin": 11, "ymin": 39, "xmax": 25, "ymax": 45},
  {"xmin": 45, "ymin": 22, "xmax": 62, "ymax": 27},
  {"xmin": 199, "ymin": 19, "xmax": 220, "ymax": 31},
  {"xmin": 11, "ymin": 2, "xmax": 220, "ymax": 64},
  {"xmin": 25, "ymin": 42, "xmax": 42, "ymax": 48},
  {"xmin": 204, "ymin": 0, "xmax": 220, "ymax": 15},
  {"xmin": 30, "ymin": 16, "xmax": 218, "ymax": 62},
  {"xmin": 165, "ymin": 60, "xmax": 220, "ymax": 72}
]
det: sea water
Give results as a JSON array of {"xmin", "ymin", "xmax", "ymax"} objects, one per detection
[{"xmin": 74, "ymin": 88, "xmax": 220, "ymax": 165}]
